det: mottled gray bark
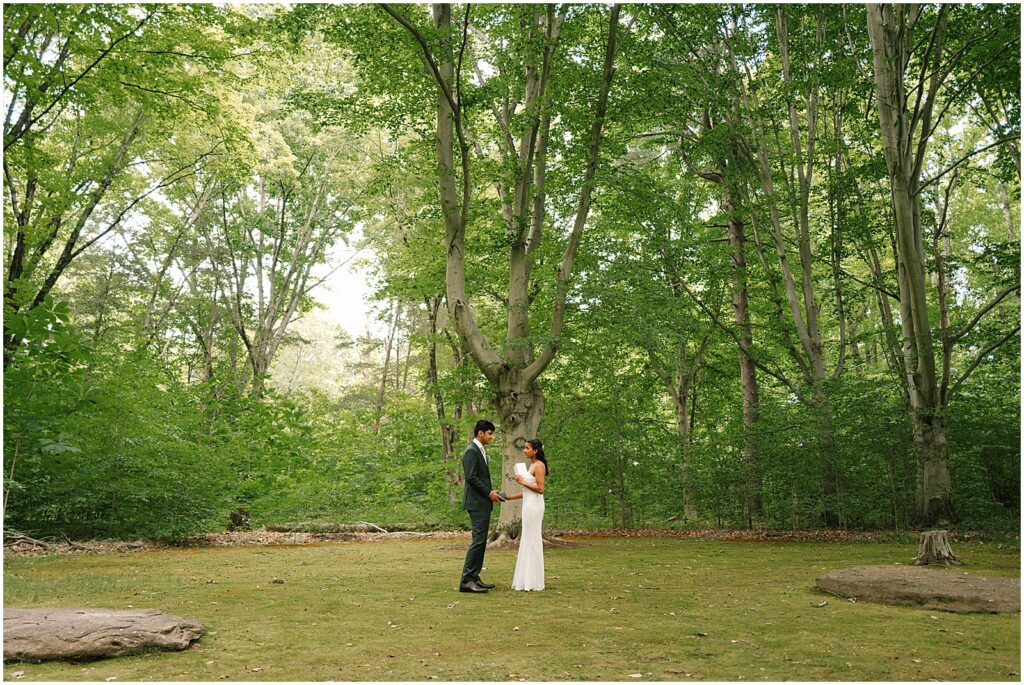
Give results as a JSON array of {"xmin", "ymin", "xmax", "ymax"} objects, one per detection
[
  {"xmin": 4, "ymin": 608, "xmax": 204, "ymax": 662},
  {"xmin": 866, "ymin": 4, "xmax": 953, "ymax": 525}
]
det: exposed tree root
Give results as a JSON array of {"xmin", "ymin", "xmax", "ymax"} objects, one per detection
[
  {"xmin": 542, "ymin": 534, "xmax": 580, "ymax": 548},
  {"xmin": 487, "ymin": 531, "xmax": 516, "ymax": 548},
  {"xmin": 487, "ymin": 531, "xmax": 580, "ymax": 548}
]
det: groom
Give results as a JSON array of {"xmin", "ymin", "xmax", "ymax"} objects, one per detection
[{"xmin": 459, "ymin": 419, "xmax": 504, "ymax": 593}]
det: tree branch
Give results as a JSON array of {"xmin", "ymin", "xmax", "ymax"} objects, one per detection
[
  {"xmin": 676, "ymin": 276, "xmax": 806, "ymax": 401},
  {"xmin": 5, "ymin": 10, "xmax": 156, "ymax": 151},
  {"xmin": 915, "ymin": 136, "xmax": 1019, "ymax": 196},
  {"xmin": 947, "ymin": 323, "xmax": 1020, "ymax": 401},
  {"xmin": 841, "ymin": 267, "xmax": 901, "ymax": 301},
  {"xmin": 381, "ymin": 3, "xmax": 473, "ymax": 238},
  {"xmin": 949, "ymin": 283, "xmax": 1021, "ymax": 344},
  {"xmin": 523, "ymin": 4, "xmax": 621, "ymax": 385},
  {"xmin": 379, "ymin": 5, "xmax": 458, "ymax": 116}
]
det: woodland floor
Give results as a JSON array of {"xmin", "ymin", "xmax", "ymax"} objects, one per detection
[
  {"xmin": 4, "ymin": 526, "xmax": 1013, "ymax": 558},
  {"xmin": 3, "ymin": 534, "xmax": 1019, "ymax": 681}
]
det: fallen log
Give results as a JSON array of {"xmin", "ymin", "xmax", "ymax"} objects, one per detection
[{"xmin": 4, "ymin": 608, "xmax": 205, "ymax": 662}]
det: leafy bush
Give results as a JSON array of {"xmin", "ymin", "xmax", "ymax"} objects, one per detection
[{"xmin": 5, "ymin": 333, "xmax": 232, "ymax": 540}]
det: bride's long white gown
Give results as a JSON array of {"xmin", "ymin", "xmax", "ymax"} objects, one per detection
[{"xmin": 511, "ymin": 469, "xmax": 544, "ymax": 591}]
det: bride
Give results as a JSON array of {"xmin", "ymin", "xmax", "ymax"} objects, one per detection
[{"xmin": 507, "ymin": 438, "xmax": 548, "ymax": 591}]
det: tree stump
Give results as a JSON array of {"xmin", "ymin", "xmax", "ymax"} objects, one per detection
[
  {"xmin": 4, "ymin": 608, "xmax": 205, "ymax": 662},
  {"xmin": 914, "ymin": 530, "xmax": 961, "ymax": 566}
]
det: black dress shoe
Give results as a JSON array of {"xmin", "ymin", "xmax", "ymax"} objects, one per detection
[
  {"xmin": 474, "ymin": 579, "xmax": 496, "ymax": 589},
  {"xmin": 459, "ymin": 581, "xmax": 489, "ymax": 593}
]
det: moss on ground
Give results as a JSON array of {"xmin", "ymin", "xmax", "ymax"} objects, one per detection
[{"xmin": 3, "ymin": 537, "xmax": 1019, "ymax": 681}]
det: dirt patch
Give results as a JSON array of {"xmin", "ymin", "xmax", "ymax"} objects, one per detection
[{"xmin": 817, "ymin": 564, "xmax": 1020, "ymax": 614}]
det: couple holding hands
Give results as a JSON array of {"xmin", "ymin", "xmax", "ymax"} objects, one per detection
[{"xmin": 459, "ymin": 419, "xmax": 548, "ymax": 593}]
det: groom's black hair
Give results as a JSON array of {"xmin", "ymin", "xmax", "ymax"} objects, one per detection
[{"xmin": 474, "ymin": 419, "xmax": 496, "ymax": 436}]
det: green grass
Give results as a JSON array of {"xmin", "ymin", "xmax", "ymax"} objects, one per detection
[{"xmin": 3, "ymin": 538, "xmax": 1019, "ymax": 681}]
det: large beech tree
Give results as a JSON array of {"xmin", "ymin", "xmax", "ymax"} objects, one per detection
[
  {"xmin": 865, "ymin": 3, "xmax": 1020, "ymax": 525},
  {"xmin": 378, "ymin": 3, "xmax": 622, "ymax": 541}
]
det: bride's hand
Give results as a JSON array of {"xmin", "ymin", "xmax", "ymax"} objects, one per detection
[{"xmin": 514, "ymin": 474, "xmax": 525, "ymax": 485}]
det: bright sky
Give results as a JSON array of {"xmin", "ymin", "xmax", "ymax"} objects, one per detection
[{"xmin": 313, "ymin": 226, "xmax": 387, "ymax": 340}]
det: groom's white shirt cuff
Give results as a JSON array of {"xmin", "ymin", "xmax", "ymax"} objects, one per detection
[{"xmin": 473, "ymin": 438, "xmax": 488, "ymax": 464}]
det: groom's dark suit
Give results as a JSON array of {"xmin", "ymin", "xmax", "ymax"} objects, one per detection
[{"xmin": 460, "ymin": 440, "xmax": 494, "ymax": 585}]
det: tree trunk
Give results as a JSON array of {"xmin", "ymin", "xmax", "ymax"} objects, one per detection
[
  {"xmin": 90, "ymin": 265, "xmax": 115, "ymax": 348},
  {"xmin": 725, "ymin": 189, "xmax": 762, "ymax": 524},
  {"xmin": 401, "ymin": 323, "xmax": 413, "ymax": 390},
  {"xmin": 647, "ymin": 337, "xmax": 704, "ymax": 521},
  {"xmin": 866, "ymin": 243, "xmax": 906, "ymax": 382},
  {"xmin": 426, "ymin": 295, "xmax": 461, "ymax": 501},
  {"xmin": 813, "ymin": 384, "xmax": 842, "ymax": 527},
  {"xmin": 674, "ymin": 398, "xmax": 698, "ymax": 520},
  {"xmin": 3, "ymin": 608, "xmax": 205, "ymax": 662},
  {"xmin": 867, "ymin": 3, "xmax": 955, "ymax": 526},
  {"xmin": 373, "ymin": 304, "xmax": 400, "ymax": 434},
  {"xmin": 249, "ymin": 357, "xmax": 270, "ymax": 397},
  {"xmin": 895, "ymin": 180, "xmax": 954, "ymax": 525},
  {"xmin": 612, "ymin": 375, "xmax": 630, "ymax": 529},
  {"xmin": 999, "ymin": 181, "xmax": 1017, "ymax": 242},
  {"xmin": 914, "ymin": 413, "xmax": 953, "ymax": 524},
  {"xmin": 490, "ymin": 375, "xmax": 544, "ymax": 545},
  {"xmin": 202, "ymin": 294, "xmax": 218, "ymax": 383}
]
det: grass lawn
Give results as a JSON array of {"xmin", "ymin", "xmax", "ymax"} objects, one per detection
[{"xmin": 3, "ymin": 536, "xmax": 1019, "ymax": 681}]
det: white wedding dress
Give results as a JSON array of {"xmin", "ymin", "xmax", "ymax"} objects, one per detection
[{"xmin": 511, "ymin": 468, "xmax": 545, "ymax": 591}]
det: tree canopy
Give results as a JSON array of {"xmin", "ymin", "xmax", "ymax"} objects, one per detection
[{"xmin": 3, "ymin": 3, "xmax": 1019, "ymax": 539}]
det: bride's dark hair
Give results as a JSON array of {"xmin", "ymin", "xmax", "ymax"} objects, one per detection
[{"xmin": 527, "ymin": 438, "xmax": 549, "ymax": 476}]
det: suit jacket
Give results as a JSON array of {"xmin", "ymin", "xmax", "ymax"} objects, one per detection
[{"xmin": 462, "ymin": 441, "xmax": 494, "ymax": 512}]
